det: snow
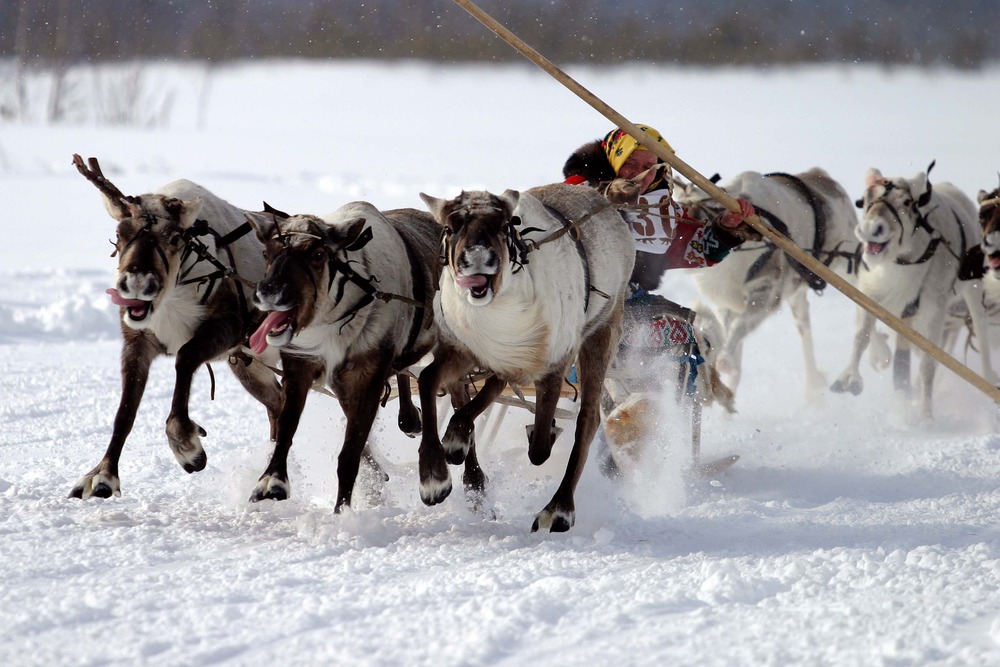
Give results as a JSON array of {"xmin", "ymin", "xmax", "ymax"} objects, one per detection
[{"xmin": 3, "ymin": 59, "xmax": 1000, "ymax": 666}]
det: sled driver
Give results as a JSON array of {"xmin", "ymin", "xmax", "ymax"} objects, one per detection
[
  {"xmin": 563, "ymin": 124, "xmax": 758, "ymax": 292},
  {"xmin": 562, "ymin": 124, "xmax": 757, "ymax": 476}
]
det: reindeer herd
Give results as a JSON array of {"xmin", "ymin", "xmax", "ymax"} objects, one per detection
[{"xmin": 67, "ymin": 152, "xmax": 1000, "ymax": 533}]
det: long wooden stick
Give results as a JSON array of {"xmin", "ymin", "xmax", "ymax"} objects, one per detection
[{"xmin": 452, "ymin": 0, "xmax": 1000, "ymax": 406}]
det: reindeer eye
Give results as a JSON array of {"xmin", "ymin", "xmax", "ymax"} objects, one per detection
[{"xmin": 312, "ymin": 249, "xmax": 326, "ymax": 262}]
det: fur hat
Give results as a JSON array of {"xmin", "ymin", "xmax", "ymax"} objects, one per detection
[
  {"xmin": 562, "ymin": 139, "xmax": 616, "ymax": 184},
  {"xmin": 563, "ymin": 124, "xmax": 674, "ymax": 184}
]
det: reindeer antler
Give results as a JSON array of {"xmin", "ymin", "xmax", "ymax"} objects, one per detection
[{"xmin": 72, "ymin": 153, "xmax": 131, "ymax": 217}]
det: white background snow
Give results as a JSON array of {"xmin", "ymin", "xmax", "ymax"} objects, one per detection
[{"xmin": 3, "ymin": 59, "xmax": 1000, "ymax": 666}]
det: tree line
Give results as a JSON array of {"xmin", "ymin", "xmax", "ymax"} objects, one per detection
[{"xmin": 2, "ymin": 0, "xmax": 996, "ymax": 68}]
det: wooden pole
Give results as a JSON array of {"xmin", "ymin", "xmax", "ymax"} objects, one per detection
[{"xmin": 451, "ymin": 0, "xmax": 1000, "ymax": 406}]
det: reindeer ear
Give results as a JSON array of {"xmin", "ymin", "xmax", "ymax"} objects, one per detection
[
  {"xmin": 102, "ymin": 195, "xmax": 131, "ymax": 221},
  {"xmin": 864, "ymin": 168, "xmax": 883, "ymax": 188},
  {"xmin": 978, "ymin": 190, "xmax": 990, "ymax": 205},
  {"xmin": 245, "ymin": 211, "xmax": 277, "ymax": 242},
  {"xmin": 419, "ymin": 193, "xmax": 448, "ymax": 223},
  {"xmin": 499, "ymin": 189, "xmax": 521, "ymax": 212},
  {"xmin": 177, "ymin": 196, "xmax": 204, "ymax": 229},
  {"xmin": 162, "ymin": 197, "xmax": 185, "ymax": 222},
  {"xmin": 342, "ymin": 218, "xmax": 372, "ymax": 252},
  {"xmin": 125, "ymin": 199, "xmax": 144, "ymax": 220},
  {"xmin": 325, "ymin": 216, "xmax": 368, "ymax": 249},
  {"xmin": 910, "ymin": 172, "xmax": 929, "ymax": 206},
  {"xmin": 263, "ymin": 201, "xmax": 290, "ymax": 219}
]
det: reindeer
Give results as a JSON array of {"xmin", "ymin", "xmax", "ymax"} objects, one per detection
[
  {"xmin": 675, "ymin": 168, "xmax": 864, "ymax": 401},
  {"xmin": 418, "ymin": 183, "xmax": 635, "ymax": 532},
  {"xmin": 245, "ymin": 202, "xmax": 487, "ymax": 511},
  {"xmin": 832, "ymin": 163, "xmax": 989, "ymax": 418},
  {"xmin": 68, "ymin": 155, "xmax": 283, "ymax": 499},
  {"xmin": 945, "ymin": 183, "xmax": 1000, "ymax": 365}
]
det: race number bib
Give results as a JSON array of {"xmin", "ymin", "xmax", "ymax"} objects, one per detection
[{"xmin": 621, "ymin": 188, "xmax": 682, "ymax": 254}]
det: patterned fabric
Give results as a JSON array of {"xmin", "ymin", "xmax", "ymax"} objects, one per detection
[
  {"xmin": 620, "ymin": 297, "xmax": 704, "ymax": 397},
  {"xmin": 602, "ymin": 124, "xmax": 674, "ymax": 175}
]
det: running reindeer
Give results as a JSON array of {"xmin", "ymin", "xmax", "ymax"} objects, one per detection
[
  {"xmin": 245, "ymin": 202, "xmax": 488, "ymax": 511},
  {"xmin": 974, "ymin": 183, "xmax": 1000, "ymax": 314},
  {"xmin": 69, "ymin": 155, "xmax": 282, "ymax": 499},
  {"xmin": 945, "ymin": 182, "xmax": 1000, "ymax": 362},
  {"xmin": 832, "ymin": 163, "xmax": 990, "ymax": 418},
  {"xmin": 675, "ymin": 168, "xmax": 866, "ymax": 401},
  {"xmin": 418, "ymin": 183, "xmax": 635, "ymax": 532}
]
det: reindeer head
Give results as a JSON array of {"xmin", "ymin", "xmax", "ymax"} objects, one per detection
[
  {"xmin": 73, "ymin": 154, "xmax": 204, "ymax": 329},
  {"xmin": 420, "ymin": 190, "xmax": 519, "ymax": 306},
  {"xmin": 853, "ymin": 166, "xmax": 934, "ymax": 267},
  {"xmin": 977, "ymin": 183, "xmax": 1000, "ymax": 277},
  {"xmin": 246, "ymin": 209, "xmax": 368, "ymax": 353}
]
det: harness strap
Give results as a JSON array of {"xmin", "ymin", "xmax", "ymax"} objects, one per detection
[
  {"xmin": 176, "ymin": 220, "xmax": 256, "ymax": 317},
  {"xmin": 748, "ymin": 205, "xmax": 827, "ymax": 292},
  {"xmin": 327, "ymin": 255, "xmax": 427, "ymax": 310},
  {"xmin": 895, "ymin": 236, "xmax": 943, "ymax": 266},
  {"xmin": 395, "ymin": 228, "xmax": 430, "ymax": 364},
  {"xmin": 765, "ymin": 171, "xmax": 828, "ymax": 268},
  {"xmin": 542, "ymin": 204, "xmax": 593, "ymax": 312}
]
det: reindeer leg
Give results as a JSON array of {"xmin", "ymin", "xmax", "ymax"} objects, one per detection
[
  {"xmin": 228, "ymin": 355, "xmax": 282, "ymax": 441},
  {"xmin": 462, "ymin": 435, "xmax": 491, "ymax": 515},
  {"xmin": 416, "ymin": 347, "xmax": 474, "ymax": 506},
  {"xmin": 395, "ymin": 373, "xmax": 422, "ymax": 437},
  {"xmin": 533, "ymin": 312, "xmax": 622, "ymax": 533},
  {"xmin": 332, "ymin": 359, "xmax": 394, "ymax": 513},
  {"xmin": 442, "ymin": 379, "xmax": 493, "ymax": 513},
  {"xmin": 250, "ymin": 355, "xmax": 323, "ymax": 502},
  {"xmin": 165, "ymin": 312, "xmax": 246, "ymax": 473},
  {"xmin": 69, "ymin": 331, "xmax": 158, "ymax": 499},
  {"xmin": 786, "ymin": 285, "xmax": 826, "ymax": 400},
  {"xmin": 527, "ymin": 368, "xmax": 569, "ymax": 466},
  {"xmin": 442, "ymin": 374, "xmax": 506, "ymax": 465},
  {"xmin": 832, "ymin": 307, "xmax": 875, "ymax": 395}
]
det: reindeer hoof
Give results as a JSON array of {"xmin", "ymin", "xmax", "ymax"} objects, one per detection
[
  {"xmin": 249, "ymin": 474, "xmax": 290, "ymax": 502},
  {"xmin": 443, "ymin": 418, "xmax": 474, "ymax": 465},
  {"xmin": 549, "ymin": 516, "xmax": 572, "ymax": 533},
  {"xmin": 531, "ymin": 507, "xmax": 575, "ymax": 533},
  {"xmin": 420, "ymin": 477, "xmax": 452, "ymax": 506},
  {"xmin": 166, "ymin": 419, "xmax": 208, "ymax": 473},
  {"xmin": 91, "ymin": 482, "xmax": 116, "ymax": 498},
  {"xmin": 249, "ymin": 486, "xmax": 288, "ymax": 502},
  {"xmin": 69, "ymin": 471, "xmax": 122, "ymax": 500},
  {"xmin": 527, "ymin": 420, "xmax": 561, "ymax": 466},
  {"xmin": 398, "ymin": 407, "xmax": 422, "ymax": 438},
  {"xmin": 180, "ymin": 451, "xmax": 207, "ymax": 474},
  {"xmin": 830, "ymin": 377, "xmax": 863, "ymax": 396}
]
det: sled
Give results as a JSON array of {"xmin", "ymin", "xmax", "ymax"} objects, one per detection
[{"xmin": 598, "ymin": 294, "xmax": 740, "ymax": 479}]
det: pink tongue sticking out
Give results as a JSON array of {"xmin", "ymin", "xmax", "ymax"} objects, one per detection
[
  {"xmin": 106, "ymin": 288, "xmax": 149, "ymax": 308},
  {"xmin": 455, "ymin": 274, "xmax": 488, "ymax": 290},
  {"xmin": 990, "ymin": 256, "xmax": 1000, "ymax": 271},
  {"xmin": 249, "ymin": 310, "xmax": 294, "ymax": 354}
]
